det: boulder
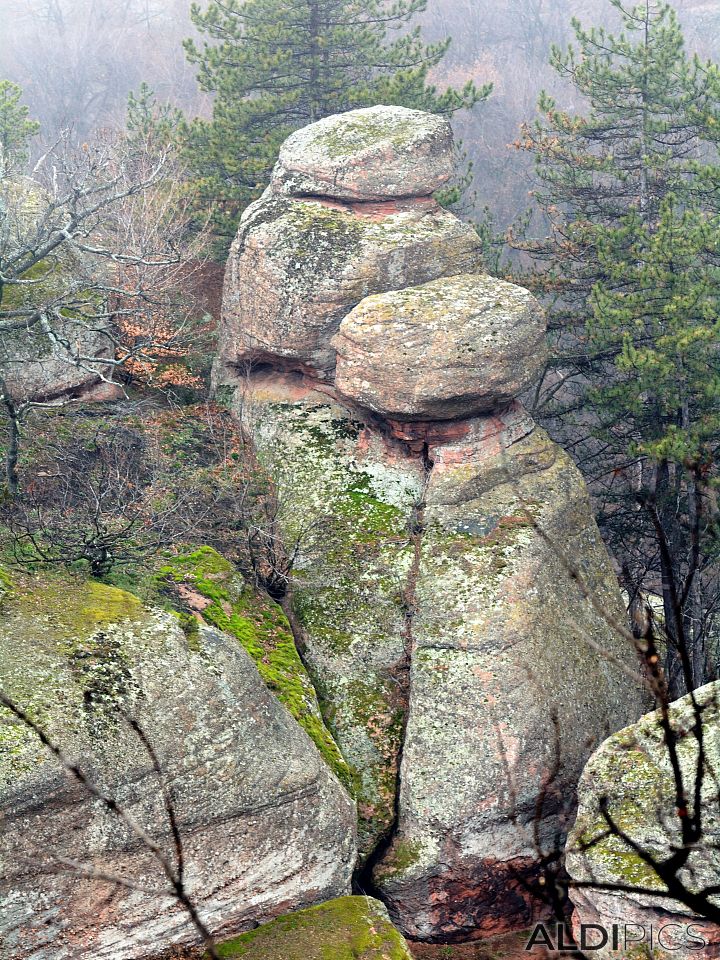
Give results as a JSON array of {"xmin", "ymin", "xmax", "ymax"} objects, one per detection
[
  {"xmin": 0, "ymin": 176, "xmax": 111, "ymax": 401},
  {"xmin": 332, "ymin": 274, "xmax": 547, "ymax": 420},
  {"xmin": 230, "ymin": 371, "xmax": 643, "ymax": 937},
  {"xmin": 216, "ymin": 194, "xmax": 483, "ymax": 380},
  {"xmin": 373, "ymin": 410, "xmax": 642, "ymax": 940},
  {"xmin": 0, "ymin": 567, "xmax": 356, "ymax": 960},
  {"xmin": 566, "ymin": 681, "xmax": 720, "ymax": 959},
  {"xmin": 271, "ymin": 106, "xmax": 454, "ymax": 201},
  {"xmin": 209, "ymin": 895, "xmax": 413, "ymax": 959}
]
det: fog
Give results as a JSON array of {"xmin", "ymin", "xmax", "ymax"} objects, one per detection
[{"xmin": 2, "ymin": 0, "xmax": 719, "ymax": 226}]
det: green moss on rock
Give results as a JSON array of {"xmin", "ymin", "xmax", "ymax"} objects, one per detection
[
  {"xmin": 0, "ymin": 570, "xmax": 147, "ymax": 781},
  {"xmin": 157, "ymin": 547, "xmax": 352, "ymax": 790},
  {"xmin": 212, "ymin": 896, "xmax": 412, "ymax": 959}
]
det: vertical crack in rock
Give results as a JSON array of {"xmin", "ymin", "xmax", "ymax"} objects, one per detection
[{"xmin": 355, "ymin": 442, "xmax": 434, "ymax": 895}]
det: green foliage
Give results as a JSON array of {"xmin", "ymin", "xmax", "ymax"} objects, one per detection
[
  {"xmin": 0, "ymin": 80, "xmax": 39, "ymax": 173},
  {"xmin": 181, "ymin": 0, "xmax": 491, "ymax": 252},
  {"xmin": 588, "ymin": 195, "xmax": 720, "ymax": 466},
  {"xmin": 126, "ymin": 82, "xmax": 183, "ymax": 149},
  {"xmin": 513, "ymin": 0, "xmax": 720, "ymax": 691}
]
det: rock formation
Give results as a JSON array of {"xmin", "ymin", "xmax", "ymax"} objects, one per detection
[
  {"xmin": 210, "ymin": 895, "xmax": 414, "ymax": 959},
  {"xmin": 215, "ymin": 106, "xmax": 644, "ymax": 941},
  {"xmin": 567, "ymin": 681, "xmax": 720, "ymax": 960},
  {"xmin": 0, "ymin": 560, "xmax": 356, "ymax": 960},
  {"xmin": 0, "ymin": 176, "xmax": 112, "ymax": 402}
]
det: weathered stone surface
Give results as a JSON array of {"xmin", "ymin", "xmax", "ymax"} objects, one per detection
[
  {"xmin": 566, "ymin": 681, "xmax": 720, "ymax": 959},
  {"xmin": 0, "ymin": 176, "xmax": 111, "ymax": 401},
  {"xmin": 216, "ymin": 194, "xmax": 483, "ymax": 380},
  {"xmin": 0, "ymin": 568, "xmax": 356, "ymax": 960},
  {"xmin": 271, "ymin": 106, "xmax": 454, "ymax": 201},
  {"xmin": 209, "ymin": 895, "xmax": 413, "ymax": 959},
  {"xmin": 225, "ymin": 369, "xmax": 643, "ymax": 936},
  {"xmin": 332, "ymin": 274, "xmax": 547, "ymax": 420},
  {"xmin": 372, "ymin": 412, "xmax": 643, "ymax": 940},
  {"xmin": 213, "ymin": 107, "xmax": 646, "ymax": 944},
  {"xmin": 232, "ymin": 369, "xmax": 425, "ymax": 857}
]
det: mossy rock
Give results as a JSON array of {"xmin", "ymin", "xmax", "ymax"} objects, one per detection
[
  {"xmin": 0, "ymin": 563, "xmax": 357, "ymax": 959},
  {"xmin": 567, "ymin": 679, "xmax": 720, "ymax": 900},
  {"xmin": 240, "ymin": 386, "xmax": 426, "ymax": 856},
  {"xmin": 156, "ymin": 546, "xmax": 352, "ymax": 790},
  {"xmin": 212, "ymin": 896, "xmax": 412, "ymax": 959}
]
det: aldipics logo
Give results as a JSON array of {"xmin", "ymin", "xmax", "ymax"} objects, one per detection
[{"xmin": 525, "ymin": 922, "xmax": 710, "ymax": 953}]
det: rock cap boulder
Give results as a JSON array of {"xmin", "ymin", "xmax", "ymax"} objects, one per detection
[
  {"xmin": 332, "ymin": 273, "xmax": 548, "ymax": 420},
  {"xmin": 271, "ymin": 106, "xmax": 455, "ymax": 201}
]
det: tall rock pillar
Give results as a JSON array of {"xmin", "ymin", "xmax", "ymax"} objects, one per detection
[{"xmin": 214, "ymin": 105, "xmax": 644, "ymax": 942}]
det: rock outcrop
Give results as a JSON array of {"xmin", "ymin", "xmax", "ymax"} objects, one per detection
[
  {"xmin": 566, "ymin": 681, "xmax": 720, "ymax": 959},
  {"xmin": 0, "ymin": 565, "xmax": 356, "ymax": 960},
  {"xmin": 0, "ymin": 176, "xmax": 112, "ymax": 402},
  {"xmin": 332, "ymin": 274, "xmax": 547, "ymax": 420},
  {"xmin": 208, "ymin": 895, "xmax": 413, "ymax": 959},
  {"xmin": 214, "ymin": 106, "xmax": 644, "ymax": 942},
  {"xmin": 271, "ymin": 106, "xmax": 454, "ymax": 200},
  {"xmin": 218, "ymin": 196, "xmax": 482, "ymax": 380}
]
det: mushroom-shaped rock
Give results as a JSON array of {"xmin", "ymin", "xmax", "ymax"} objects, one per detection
[
  {"xmin": 216, "ymin": 195, "xmax": 483, "ymax": 379},
  {"xmin": 332, "ymin": 274, "xmax": 548, "ymax": 421},
  {"xmin": 271, "ymin": 105, "xmax": 454, "ymax": 201}
]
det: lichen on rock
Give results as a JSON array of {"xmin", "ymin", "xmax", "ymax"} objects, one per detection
[
  {"xmin": 236, "ymin": 373, "xmax": 425, "ymax": 856},
  {"xmin": 332, "ymin": 274, "xmax": 548, "ymax": 420},
  {"xmin": 271, "ymin": 105, "xmax": 454, "ymax": 201},
  {"xmin": 217, "ymin": 193, "xmax": 483, "ymax": 380},
  {"xmin": 565, "ymin": 681, "xmax": 720, "ymax": 958},
  {"xmin": 0, "ymin": 566, "xmax": 357, "ymax": 959}
]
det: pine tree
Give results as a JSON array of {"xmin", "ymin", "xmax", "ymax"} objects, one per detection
[
  {"xmin": 513, "ymin": 0, "xmax": 720, "ymax": 694},
  {"xmin": 0, "ymin": 81, "xmax": 39, "ymax": 174},
  {"xmin": 182, "ymin": 0, "xmax": 490, "ymax": 249}
]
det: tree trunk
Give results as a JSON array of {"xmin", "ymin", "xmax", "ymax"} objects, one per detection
[{"xmin": 1, "ymin": 393, "xmax": 20, "ymax": 497}]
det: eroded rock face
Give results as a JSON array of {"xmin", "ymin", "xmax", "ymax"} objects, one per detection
[
  {"xmin": 236, "ymin": 369, "xmax": 425, "ymax": 857},
  {"xmin": 332, "ymin": 274, "xmax": 547, "ymax": 420},
  {"xmin": 374, "ymin": 414, "xmax": 641, "ymax": 939},
  {"xmin": 566, "ymin": 682, "xmax": 720, "ymax": 960},
  {"xmin": 0, "ymin": 571, "xmax": 356, "ymax": 960},
  {"xmin": 226, "ymin": 370, "xmax": 643, "ymax": 937},
  {"xmin": 271, "ymin": 106, "xmax": 454, "ymax": 201},
  {"xmin": 217, "ymin": 194, "xmax": 482, "ymax": 379},
  {"xmin": 210, "ymin": 895, "xmax": 413, "ymax": 959}
]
